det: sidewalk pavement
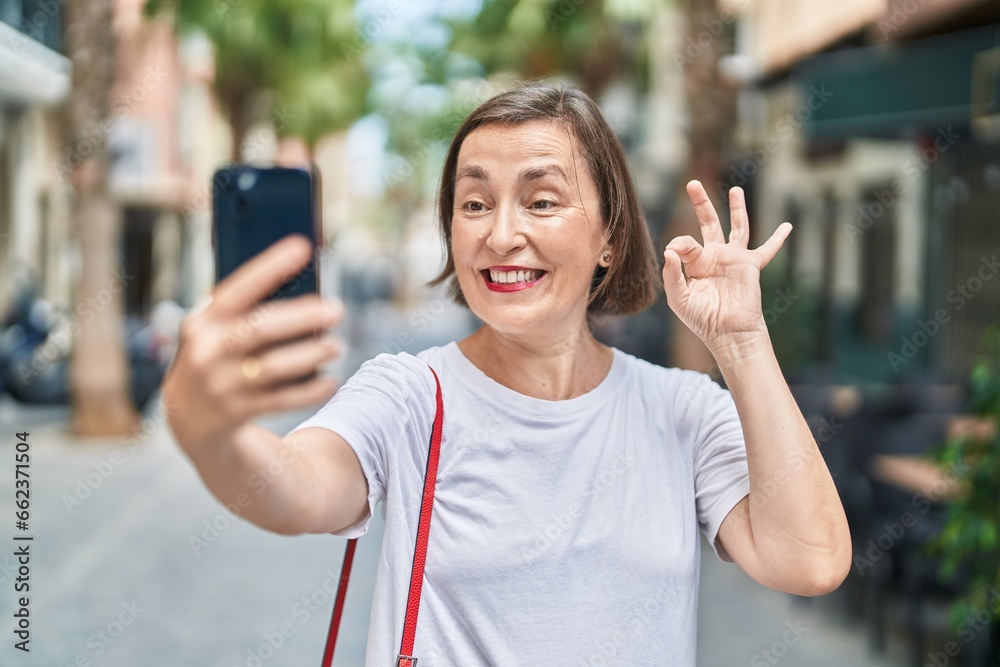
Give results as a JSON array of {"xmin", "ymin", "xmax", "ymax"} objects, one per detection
[
  {"xmin": 698, "ymin": 532, "xmax": 909, "ymax": 666},
  {"xmin": 0, "ymin": 396, "xmax": 910, "ymax": 666},
  {"xmin": 0, "ymin": 399, "xmax": 376, "ymax": 667}
]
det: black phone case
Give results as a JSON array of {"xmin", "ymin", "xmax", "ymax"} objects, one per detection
[{"xmin": 211, "ymin": 165, "xmax": 322, "ymax": 300}]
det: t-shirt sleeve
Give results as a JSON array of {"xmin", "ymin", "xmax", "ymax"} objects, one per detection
[
  {"xmin": 690, "ymin": 373, "xmax": 750, "ymax": 562},
  {"xmin": 286, "ymin": 353, "xmax": 434, "ymax": 539}
]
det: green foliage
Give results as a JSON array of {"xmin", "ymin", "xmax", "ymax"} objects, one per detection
[
  {"xmin": 277, "ymin": 61, "xmax": 367, "ymax": 148},
  {"xmin": 758, "ymin": 264, "xmax": 820, "ymax": 373},
  {"xmin": 446, "ymin": 0, "xmax": 663, "ymax": 95},
  {"xmin": 145, "ymin": 0, "xmax": 667, "ymax": 224},
  {"xmin": 929, "ymin": 323, "xmax": 1000, "ymax": 629},
  {"xmin": 145, "ymin": 0, "xmax": 368, "ymax": 150},
  {"xmin": 145, "ymin": 0, "xmax": 663, "ymax": 169}
]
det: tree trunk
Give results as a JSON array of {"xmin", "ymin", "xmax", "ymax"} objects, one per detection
[
  {"xmin": 65, "ymin": 0, "xmax": 140, "ymax": 436},
  {"xmin": 224, "ymin": 87, "xmax": 253, "ymax": 161},
  {"xmin": 665, "ymin": 0, "xmax": 737, "ymax": 374}
]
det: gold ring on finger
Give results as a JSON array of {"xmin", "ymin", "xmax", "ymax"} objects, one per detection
[{"xmin": 241, "ymin": 355, "xmax": 263, "ymax": 385}]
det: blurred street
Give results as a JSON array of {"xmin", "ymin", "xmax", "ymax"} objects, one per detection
[
  {"xmin": 1, "ymin": 0, "xmax": 999, "ymax": 663},
  {"xmin": 0, "ymin": 396, "xmax": 917, "ymax": 667},
  {"xmin": 0, "ymin": 398, "xmax": 376, "ymax": 667}
]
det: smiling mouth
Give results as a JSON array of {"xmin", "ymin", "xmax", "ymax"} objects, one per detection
[
  {"xmin": 484, "ymin": 268, "xmax": 546, "ymax": 284},
  {"xmin": 481, "ymin": 269, "xmax": 547, "ymax": 292}
]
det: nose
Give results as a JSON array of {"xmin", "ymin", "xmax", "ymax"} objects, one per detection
[{"xmin": 485, "ymin": 202, "xmax": 526, "ymax": 256}]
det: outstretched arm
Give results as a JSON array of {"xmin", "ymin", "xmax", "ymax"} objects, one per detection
[
  {"xmin": 663, "ymin": 181, "xmax": 851, "ymax": 596},
  {"xmin": 162, "ymin": 236, "xmax": 367, "ymax": 536}
]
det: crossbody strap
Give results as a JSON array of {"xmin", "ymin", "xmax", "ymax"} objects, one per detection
[
  {"xmin": 322, "ymin": 365, "xmax": 443, "ymax": 667},
  {"xmin": 321, "ymin": 538, "xmax": 357, "ymax": 666},
  {"xmin": 396, "ymin": 365, "xmax": 443, "ymax": 666}
]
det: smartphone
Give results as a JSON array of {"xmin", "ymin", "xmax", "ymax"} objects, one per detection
[{"xmin": 212, "ymin": 165, "xmax": 322, "ymax": 300}]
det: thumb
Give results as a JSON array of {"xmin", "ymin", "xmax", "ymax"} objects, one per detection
[{"xmin": 662, "ymin": 248, "xmax": 687, "ymax": 307}]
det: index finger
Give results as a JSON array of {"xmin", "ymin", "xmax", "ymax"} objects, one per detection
[
  {"xmin": 686, "ymin": 180, "xmax": 726, "ymax": 245},
  {"xmin": 211, "ymin": 234, "xmax": 315, "ymax": 315}
]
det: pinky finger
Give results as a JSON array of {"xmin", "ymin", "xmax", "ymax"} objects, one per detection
[
  {"xmin": 754, "ymin": 222, "xmax": 793, "ymax": 268},
  {"xmin": 250, "ymin": 376, "xmax": 339, "ymax": 415}
]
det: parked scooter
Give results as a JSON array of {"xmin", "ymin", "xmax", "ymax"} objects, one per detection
[{"xmin": 0, "ymin": 283, "xmax": 174, "ymax": 411}]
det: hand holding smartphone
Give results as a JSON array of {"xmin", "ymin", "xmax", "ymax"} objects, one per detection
[
  {"xmin": 211, "ymin": 164, "xmax": 339, "ymax": 381},
  {"xmin": 160, "ymin": 165, "xmax": 343, "ymax": 456}
]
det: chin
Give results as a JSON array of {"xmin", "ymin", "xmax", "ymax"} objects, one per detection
[
  {"xmin": 470, "ymin": 303, "xmax": 551, "ymax": 336},
  {"xmin": 457, "ymin": 273, "xmax": 576, "ymax": 337}
]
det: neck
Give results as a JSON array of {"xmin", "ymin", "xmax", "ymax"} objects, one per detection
[{"xmin": 457, "ymin": 324, "xmax": 613, "ymax": 401}]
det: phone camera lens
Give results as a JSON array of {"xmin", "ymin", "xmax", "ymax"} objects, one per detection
[{"xmin": 237, "ymin": 170, "xmax": 258, "ymax": 191}]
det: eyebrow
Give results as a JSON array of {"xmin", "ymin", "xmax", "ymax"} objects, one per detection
[
  {"xmin": 456, "ymin": 165, "xmax": 489, "ymax": 182},
  {"xmin": 455, "ymin": 164, "xmax": 570, "ymax": 186},
  {"xmin": 517, "ymin": 165, "xmax": 569, "ymax": 186}
]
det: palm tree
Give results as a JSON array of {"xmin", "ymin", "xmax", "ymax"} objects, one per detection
[
  {"xmin": 145, "ymin": 0, "xmax": 368, "ymax": 159},
  {"xmin": 447, "ymin": 0, "xmax": 650, "ymax": 97},
  {"xmin": 665, "ymin": 0, "xmax": 737, "ymax": 372},
  {"xmin": 65, "ymin": 0, "xmax": 140, "ymax": 436}
]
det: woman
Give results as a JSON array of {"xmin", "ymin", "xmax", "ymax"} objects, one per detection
[{"xmin": 163, "ymin": 83, "xmax": 851, "ymax": 665}]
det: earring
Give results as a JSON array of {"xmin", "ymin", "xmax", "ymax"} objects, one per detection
[{"xmin": 602, "ymin": 252, "xmax": 611, "ymax": 264}]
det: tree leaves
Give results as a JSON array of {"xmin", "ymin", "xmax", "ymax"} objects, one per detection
[
  {"xmin": 929, "ymin": 323, "xmax": 1000, "ymax": 631},
  {"xmin": 145, "ymin": 0, "xmax": 368, "ymax": 153}
]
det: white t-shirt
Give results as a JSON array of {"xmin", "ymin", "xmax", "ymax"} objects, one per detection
[{"xmin": 290, "ymin": 341, "xmax": 750, "ymax": 666}]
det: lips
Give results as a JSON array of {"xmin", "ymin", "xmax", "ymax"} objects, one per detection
[{"xmin": 481, "ymin": 268, "xmax": 547, "ymax": 293}]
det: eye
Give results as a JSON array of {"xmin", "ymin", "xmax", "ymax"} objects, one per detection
[
  {"xmin": 530, "ymin": 199, "xmax": 557, "ymax": 211},
  {"xmin": 461, "ymin": 200, "xmax": 487, "ymax": 213}
]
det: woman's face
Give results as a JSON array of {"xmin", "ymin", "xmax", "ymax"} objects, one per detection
[{"xmin": 450, "ymin": 120, "xmax": 612, "ymax": 340}]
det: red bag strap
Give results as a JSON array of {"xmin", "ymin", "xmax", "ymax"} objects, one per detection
[
  {"xmin": 322, "ymin": 365, "xmax": 443, "ymax": 667},
  {"xmin": 396, "ymin": 365, "xmax": 443, "ymax": 666},
  {"xmin": 321, "ymin": 538, "xmax": 357, "ymax": 666}
]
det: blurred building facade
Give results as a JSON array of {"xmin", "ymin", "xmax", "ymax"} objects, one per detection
[
  {"xmin": 109, "ymin": 0, "xmax": 221, "ymax": 317},
  {"xmin": 725, "ymin": 0, "xmax": 1000, "ymax": 382},
  {"xmin": 0, "ymin": 0, "xmax": 363, "ymax": 325},
  {"xmin": 0, "ymin": 0, "xmax": 228, "ymax": 322},
  {"xmin": 0, "ymin": 0, "xmax": 71, "ymax": 316}
]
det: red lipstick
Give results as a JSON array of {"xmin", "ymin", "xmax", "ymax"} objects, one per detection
[{"xmin": 481, "ymin": 267, "xmax": 547, "ymax": 293}]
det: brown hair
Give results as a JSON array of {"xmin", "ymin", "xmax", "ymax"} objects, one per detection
[{"xmin": 427, "ymin": 81, "xmax": 659, "ymax": 317}]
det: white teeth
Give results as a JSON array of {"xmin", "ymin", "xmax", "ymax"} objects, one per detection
[{"xmin": 489, "ymin": 269, "xmax": 541, "ymax": 284}]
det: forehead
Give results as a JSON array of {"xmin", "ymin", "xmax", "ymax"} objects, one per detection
[{"xmin": 456, "ymin": 120, "xmax": 589, "ymax": 175}]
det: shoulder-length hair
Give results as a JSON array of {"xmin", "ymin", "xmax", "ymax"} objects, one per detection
[{"xmin": 427, "ymin": 82, "xmax": 659, "ymax": 317}]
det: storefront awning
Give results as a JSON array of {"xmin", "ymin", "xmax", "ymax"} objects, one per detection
[
  {"xmin": 793, "ymin": 25, "xmax": 1000, "ymax": 140},
  {"xmin": 0, "ymin": 21, "xmax": 69, "ymax": 107}
]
